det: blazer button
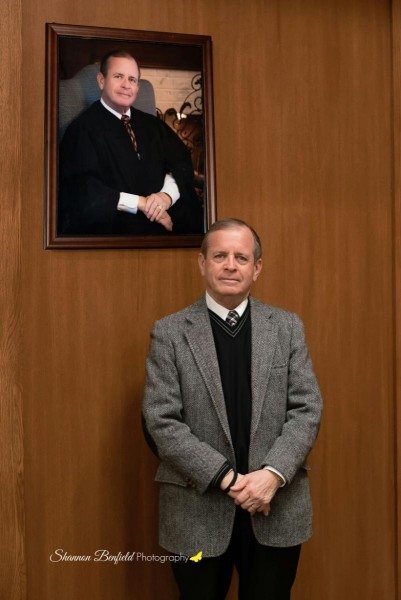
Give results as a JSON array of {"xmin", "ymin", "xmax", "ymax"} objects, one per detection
[{"xmin": 224, "ymin": 435, "xmax": 230, "ymax": 446}]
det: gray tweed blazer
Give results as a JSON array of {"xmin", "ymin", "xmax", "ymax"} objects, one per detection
[{"xmin": 142, "ymin": 296, "xmax": 322, "ymax": 557}]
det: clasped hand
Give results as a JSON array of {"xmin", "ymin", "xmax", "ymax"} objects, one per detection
[
  {"xmin": 221, "ymin": 470, "xmax": 281, "ymax": 516},
  {"xmin": 138, "ymin": 192, "xmax": 173, "ymax": 231}
]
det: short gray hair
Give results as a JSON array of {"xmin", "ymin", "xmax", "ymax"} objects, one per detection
[{"xmin": 201, "ymin": 218, "xmax": 262, "ymax": 261}]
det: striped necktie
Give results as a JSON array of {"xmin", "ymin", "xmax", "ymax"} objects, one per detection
[
  {"xmin": 121, "ymin": 114, "xmax": 140, "ymax": 159},
  {"xmin": 226, "ymin": 310, "xmax": 240, "ymax": 328}
]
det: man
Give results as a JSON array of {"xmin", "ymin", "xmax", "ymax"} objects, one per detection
[
  {"xmin": 142, "ymin": 218, "xmax": 322, "ymax": 599},
  {"xmin": 58, "ymin": 50, "xmax": 203, "ymax": 236}
]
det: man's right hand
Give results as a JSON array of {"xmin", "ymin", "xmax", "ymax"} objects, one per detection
[{"xmin": 158, "ymin": 212, "xmax": 173, "ymax": 231}]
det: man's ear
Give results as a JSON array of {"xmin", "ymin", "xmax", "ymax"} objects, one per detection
[
  {"xmin": 198, "ymin": 252, "xmax": 206, "ymax": 276},
  {"xmin": 253, "ymin": 259, "xmax": 262, "ymax": 281},
  {"xmin": 96, "ymin": 72, "xmax": 104, "ymax": 90}
]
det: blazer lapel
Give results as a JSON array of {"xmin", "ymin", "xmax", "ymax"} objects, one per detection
[
  {"xmin": 184, "ymin": 298, "xmax": 232, "ymax": 442},
  {"xmin": 250, "ymin": 298, "xmax": 278, "ymax": 440}
]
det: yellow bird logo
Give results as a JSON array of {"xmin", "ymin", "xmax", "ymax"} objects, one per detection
[{"xmin": 189, "ymin": 551, "xmax": 203, "ymax": 563}]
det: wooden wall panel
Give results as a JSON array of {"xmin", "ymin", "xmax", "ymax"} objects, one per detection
[
  {"xmin": 392, "ymin": 0, "xmax": 401, "ymax": 596},
  {"xmin": 17, "ymin": 0, "xmax": 396, "ymax": 598},
  {"xmin": 0, "ymin": 1, "xmax": 25, "ymax": 600}
]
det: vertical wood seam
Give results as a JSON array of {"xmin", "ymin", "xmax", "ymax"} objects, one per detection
[{"xmin": 391, "ymin": 0, "xmax": 400, "ymax": 597}]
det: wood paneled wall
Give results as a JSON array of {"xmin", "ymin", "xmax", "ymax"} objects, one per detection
[
  {"xmin": 0, "ymin": 0, "xmax": 397, "ymax": 598},
  {"xmin": 0, "ymin": 1, "xmax": 25, "ymax": 599},
  {"xmin": 392, "ymin": 0, "xmax": 401, "ymax": 594}
]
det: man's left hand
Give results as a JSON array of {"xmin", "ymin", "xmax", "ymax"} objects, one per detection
[
  {"xmin": 228, "ymin": 469, "xmax": 282, "ymax": 514},
  {"xmin": 144, "ymin": 192, "xmax": 172, "ymax": 222}
]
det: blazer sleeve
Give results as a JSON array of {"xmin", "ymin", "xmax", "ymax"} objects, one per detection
[
  {"xmin": 142, "ymin": 320, "xmax": 229, "ymax": 494},
  {"xmin": 260, "ymin": 313, "xmax": 323, "ymax": 484}
]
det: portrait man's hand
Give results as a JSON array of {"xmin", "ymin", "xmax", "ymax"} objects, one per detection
[
  {"xmin": 137, "ymin": 195, "xmax": 173, "ymax": 231},
  {"xmin": 157, "ymin": 212, "xmax": 173, "ymax": 232},
  {"xmin": 144, "ymin": 192, "xmax": 172, "ymax": 222},
  {"xmin": 229, "ymin": 470, "xmax": 282, "ymax": 515}
]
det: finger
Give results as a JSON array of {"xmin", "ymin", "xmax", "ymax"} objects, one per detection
[
  {"xmin": 240, "ymin": 496, "xmax": 257, "ymax": 510},
  {"xmin": 245, "ymin": 501, "xmax": 262, "ymax": 515},
  {"xmin": 159, "ymin": 215, "xmax": 173, "ymax": 231},
  {"xmin": 147, "ymin": 204, "xmax": 159, "ymax": 220},
  {"xmin": 230, "ymin": 479, "xmax": 248, "ymax": 493},
  {"xmin": 148, "ymin": 205, "xmax": 161, "ymax": 221},
  {"xmin": 234, "ymin": 492, "xmax": 251, "ymax": 505},
  {"xmin": 145, "ymin": 195, "xmax": 162, "ymax": 219},
  {"xmin": 257, "ymin": 507, "xmax": 269, "ymax": 515},
  {"xmin": 149, "ymin": 202, "xmax": 168, "ymax": 221},
  {"xmin": 145, "ymin": 195, "xmax": 156, "ymax": 212},
  {"xmin": 228, "ymin": 491, "xmax": 247, "ymax": 502},
  {"xmin": 153, "ymin": 208, "xmax": 167, "ymax": 222}
]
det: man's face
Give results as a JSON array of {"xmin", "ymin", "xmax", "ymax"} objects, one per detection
[
  {"xmin": 198, "ymin": 226, "xmax": 262, "ymax": 309},
  {"xmin": 97, "ymin": 56, "xmax": 139, "ymax": 114}
]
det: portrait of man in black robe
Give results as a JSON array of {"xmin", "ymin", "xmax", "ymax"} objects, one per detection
[{"xmin": 58, "ymin": 49, "xmax": 204, "ymax": 237}]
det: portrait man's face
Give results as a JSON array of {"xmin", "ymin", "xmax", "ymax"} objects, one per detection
[
  {"xmin": 96, "ymin": 56, "xmax": 140, "ymax": 114},
  {"xmin": 198, "ymin": 226, "xmax": 262, "ymax": 307}
]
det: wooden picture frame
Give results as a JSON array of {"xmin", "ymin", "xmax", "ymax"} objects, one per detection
[{"xmin": 45, "ymin": 23, "xmax": 216, "ymax": 249}]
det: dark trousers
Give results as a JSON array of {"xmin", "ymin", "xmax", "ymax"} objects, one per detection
[{"xmin": 171, "ymin": 508, "xmax": 301, "ymax": 600}]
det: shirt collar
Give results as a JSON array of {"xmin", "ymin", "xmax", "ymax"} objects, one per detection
[
  {"xmin": 100, "ymin": 98, "xmax": 131, "ymax": 120},
  {"xmin": 205, "ymin": 292, "xmax": 248, "ymax": 321}
]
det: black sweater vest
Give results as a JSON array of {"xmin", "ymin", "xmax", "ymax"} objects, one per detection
[{"xmin": 209, "ymin": 304, "xmax": 252, "ymax": 474}]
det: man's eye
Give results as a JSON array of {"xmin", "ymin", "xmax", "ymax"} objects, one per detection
[
  {"xmin": 237, "ymin": 256, "xmax": 248, "ymax": 264},
  {"xmin": 214, "ymin": 254, "xmax": 225, "ymax": 261}
]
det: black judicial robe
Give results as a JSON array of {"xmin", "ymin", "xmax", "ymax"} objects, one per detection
[{"xmin": 58, "ymin": 101, "xmax": 204, "ymax": 236}]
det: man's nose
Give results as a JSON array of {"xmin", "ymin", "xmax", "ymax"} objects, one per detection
[{"xmin": 224, "ymin": 255, "xmax": 236, "ymax": 270}]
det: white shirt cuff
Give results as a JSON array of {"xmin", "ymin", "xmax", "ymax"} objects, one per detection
[
  {"xmin": 118, "ymin": 192, "xmax": 139, "ymax": 214},
  {"xmin": 264, "ymin": 466, "xmax": 286, "ymax": 487},
  {"xmin": 160, "ymin": 172, "xmax": 180, "ymax": 205}
]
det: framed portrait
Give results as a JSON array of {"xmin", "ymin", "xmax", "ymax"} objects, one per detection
[{"xmin": 45, "ymin": 23, "xmax": 216, "ymax": 249}]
